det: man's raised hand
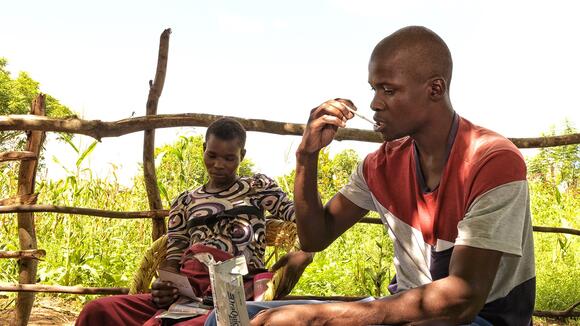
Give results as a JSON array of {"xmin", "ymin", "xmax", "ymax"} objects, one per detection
[{"xmin": 297, "ymin": 98, "xmax": 356, "ymax": 155}]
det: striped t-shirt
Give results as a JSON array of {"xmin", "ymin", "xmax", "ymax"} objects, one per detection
[{"xmin": 339, "ymin": 115, "xmax": 535, "ymax": 325}]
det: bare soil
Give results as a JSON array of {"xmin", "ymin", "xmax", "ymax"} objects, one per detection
[{"xmin": 0, "ymin": 297, "xmax": 77, "ymax": 326}]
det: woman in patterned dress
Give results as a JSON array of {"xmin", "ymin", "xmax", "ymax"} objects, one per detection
[{"xmin": 76, "ymin": 117, "xmax": 313, "ymax": 326}]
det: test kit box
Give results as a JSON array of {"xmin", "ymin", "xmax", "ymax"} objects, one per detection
[{"xmin": 195, "ymin": 253, "xmax": 250, "ymax": 326}]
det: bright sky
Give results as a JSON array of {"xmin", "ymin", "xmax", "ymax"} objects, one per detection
[{"xmin": 2, "ymin": 0, "xmax": 579, "ymax": 185}]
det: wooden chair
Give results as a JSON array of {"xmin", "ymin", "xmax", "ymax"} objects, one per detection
[{"xmin": 129, "ymin": 218, "xmax": 298, "ymax": 301}]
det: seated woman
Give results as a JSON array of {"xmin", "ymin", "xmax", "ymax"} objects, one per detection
[{"xmin": 76, "ymin": 117, "xmax": 314, "ymax": 326}]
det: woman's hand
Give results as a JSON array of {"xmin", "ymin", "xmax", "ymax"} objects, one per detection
[
  {"xmin": 270, "ymin": 250, "xmax": 314, "ymax": 298},
  {"xmin": 150, "ymin": 278, "xmax": 178, "ymax": 308}
]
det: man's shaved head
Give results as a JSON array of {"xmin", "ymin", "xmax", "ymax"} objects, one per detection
[{"xmin": 371, "ymin": 26, "xmax": 453, "ymax": 88}]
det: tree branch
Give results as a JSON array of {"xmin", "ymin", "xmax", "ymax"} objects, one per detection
[
  {"xmin": 0, "ymin": 151, "xmax": 36, "ymax": 162},
  {"xmin": 0, "ymin": 283, "xmax": 128, "ymax": 295},
  {"xmin": 144, "ymin": 28, "xmax": 171, "ymax": 241},
  {"xmin": 1, "ymin": 114, "xmax": 578, "ymax": 148},
  {"xmin": 0, "ymin": 249, "xmax": 46, "ymax": 260},
  {"xmin": 0, "ymin": 204, "xmax": 168, "ymax": 219}
]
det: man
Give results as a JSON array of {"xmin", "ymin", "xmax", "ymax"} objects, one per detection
[
  {"xmin": 76, "ymin": 118, "xmax": 313, "ymax": 326},
  {"xmin": 230, "ymin": 26, "xmax": 535, "ymax": 325}
]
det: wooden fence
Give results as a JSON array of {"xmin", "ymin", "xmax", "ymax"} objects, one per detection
[{"xmin": 1, "ymin": 29, "xmax": 579, "ymax": 324}]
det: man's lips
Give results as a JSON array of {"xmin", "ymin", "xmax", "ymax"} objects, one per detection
[{"xmin": 373, "ymin": 121, "xmax": 386, "ymax": 132}]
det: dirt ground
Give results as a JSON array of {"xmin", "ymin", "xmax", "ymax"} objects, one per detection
[
  {"xmin": 0, "ymin": 296, "xmax": 576, "ymax": 325},
  {"xmin": 0, "ymin": 297, "xmax": 77, "ymax": 326}
]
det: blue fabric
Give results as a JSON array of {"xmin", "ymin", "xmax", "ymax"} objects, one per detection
[
  {"xmin": 203, "ymin": 299, "xmax": 493, "ymax": 326},
  {"xmin": 203, "ymin": 300, "xmax": 322, "ymax": 326}
]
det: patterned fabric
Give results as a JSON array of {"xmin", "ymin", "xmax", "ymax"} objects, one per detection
[
  {"xmin": 166, "ymin": 173, "xmax": 295, "ymax": 271},
  {"xmin": 339, "ymin": 115, "xmax": 535, "ymax": 326}
]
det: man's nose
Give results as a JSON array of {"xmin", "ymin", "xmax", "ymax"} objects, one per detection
[{"xmin": 370, "ymin": 93, "xmax": 384, "ymax": 111}]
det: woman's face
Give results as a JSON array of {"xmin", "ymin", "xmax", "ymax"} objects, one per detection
[{"xmin": 203, "ymin": 134, "xmax": 245, "ymax": 189}]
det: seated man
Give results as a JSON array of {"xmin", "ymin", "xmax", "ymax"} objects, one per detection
[
  {"xmin": 206, "ymin": 26, "xmax": 535, "ymax": 326},
  {"xmin": 76, "ymin": 117, "xmax": 314, "ymax": 326}
]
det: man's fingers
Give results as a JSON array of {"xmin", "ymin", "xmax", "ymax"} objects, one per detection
[
  {"xmin": 270, "ymin": 255, "xmax": 289, "ymax": 272},
  {"xmin": 250, "ymin": 309, "xmax": 268, "ymax": 325},
  {"xmin": 312, "ymin": 99, "xmax": 355, "ymax": 122}
]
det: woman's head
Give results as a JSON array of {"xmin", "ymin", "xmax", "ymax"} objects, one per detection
[{"xmin": 203, "ymin": 118, "xmax": 247, "ymax": 189}]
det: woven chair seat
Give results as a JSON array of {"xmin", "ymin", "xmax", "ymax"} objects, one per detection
[{"xmin": 129, "ymin": 218, "xmax": 298, "ymax": 301}]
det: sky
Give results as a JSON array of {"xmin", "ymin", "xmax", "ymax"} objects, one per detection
[{"xmin": 2, "ymin": 0, "xmax": 579, "ymax": 186}]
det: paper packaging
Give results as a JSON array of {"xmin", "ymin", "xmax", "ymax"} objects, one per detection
[
  {"xmin": 157, "ymin": 268, "xmax": 199, "ymax": 300},
  {"xmin": 253, "ymin": 271, "xmax": 274, "ymax": 301},
  {"xmin": 195, "ymin": 253, "xmax": 250, "ymax": 326}
]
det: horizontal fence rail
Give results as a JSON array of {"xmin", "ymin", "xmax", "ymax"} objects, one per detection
[
  {"xmin": 0, "ymin": 283, "xmax": 128, "ymax": 295},
  {"xmin": 1, "ymin": 114, "xmax": 579, "ymax": 148},
  {"xmin": 0, "ymin": 205, "xmax": 578, "ymax": 236},
  {"xmin": 0, "ymin": 249, "xmax": 46, "ymax": 260}
]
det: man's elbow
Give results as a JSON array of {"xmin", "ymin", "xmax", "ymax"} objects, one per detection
[
  {"xmin": 297, "ymin": 240, "xmax": 325, "ymax": 252},
  {"xmin": 423, "ymin": 281, "xmax": 487, "ymax": 324}
]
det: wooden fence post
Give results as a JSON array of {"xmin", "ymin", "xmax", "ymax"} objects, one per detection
[
  {"xmin": 14, "ymin": 94, "xmax": 46, "ymax": 326},
  {"xmin": 143, "ymin": 28, "xmax": 171, "ymax": 241}
]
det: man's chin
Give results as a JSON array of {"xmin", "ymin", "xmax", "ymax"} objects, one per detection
[{"xmin": 381, "ymin": 133, "xmax": 406, "ymax": 142}]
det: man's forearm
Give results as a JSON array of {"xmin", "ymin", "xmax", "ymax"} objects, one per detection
[
  {"xmin": 316, "ymin": 277, "xmax": 484, "ymax": 325},
  {"xmin": 294, "ymin": 151, "xmax": 330, "ymax": 251}
]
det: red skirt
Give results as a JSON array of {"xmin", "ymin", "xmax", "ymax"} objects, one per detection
[{"xmin": 75, "ymin": 244, "xmax": 254, "ymax": 326}]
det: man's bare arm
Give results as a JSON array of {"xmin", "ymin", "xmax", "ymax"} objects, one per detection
[
  {"xmin": 293, "ymin": 99, "xmax": 368, "ymax": 252},
  {"xmin": 251, "ymin": 245, "xmax": 502, "ymax": 325},
  {"xmin": 294, "ymin": 150, "xmax": 368, "ymax": 251}
]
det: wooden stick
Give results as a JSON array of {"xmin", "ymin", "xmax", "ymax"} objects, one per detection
[
  {"xmin": 144, "ymin": 28, "xmax": 171, "ymax": 242},
  {"xmin": 0, "ymin": 151, "xmax": 37, "ymax": 162},
  {"xmin": 1, "ymin": 113, "xmax": 578, "ymax": 148},
  {"xmin": 0, "ymin": 207, "xmax": 577, "ymax": 236},
  {"xmin": 0, "ymin": 249, "xmax": 46, "ymax": 260},
  {"xmin": 0, "ymin": 193, "xmax": 38, "ymax": 206},
  {"xmin": 15, "ymin": 94, "xmax": 46, "ymax": 326},
  {"xmin": 0, "ymin": 283, "xmax": 128, "ymax": 295},
  {"xmin": 0, "ymin": 204, "xmax": 168, "ymax": 219},
  {"xmin": 532, "ymin": 225, "xmax": 580, "ymax": 236},
  {"xmin": 359, "ymin": 217, "xmax": 580, "ymax": 236},
  {"xmin": 533, "ymin": 300, "xmax": 580, "ymax": 317}
]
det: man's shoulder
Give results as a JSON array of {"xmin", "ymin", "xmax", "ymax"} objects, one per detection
[
  {"xmin": 456, "ymin": 117, "xmax": 524, "ymax": 165},
  {"xmin": 363, "ymin": 137, "xmax": 414, "ymax": 167}
]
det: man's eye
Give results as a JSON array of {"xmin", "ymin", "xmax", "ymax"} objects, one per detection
[{"xmin": 382, "ymin": 86, "xmax": 394, "ymax": 95}]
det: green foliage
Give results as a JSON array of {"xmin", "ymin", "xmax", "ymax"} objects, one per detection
[
  {"xmin": 275, "ymin": 148, "xmax": 396, "ymax": 297},
  {"xmin": 525, "ymin": 121, "xmax": 580, "ymax": 312},
  {"xmin": 528, "ymin": 119, "xmax": 579, "ymax": 189},
  {"xmin": 0, "ymin": 57, "xmax": 75, "ymax": 152},
  {"xmin": 0, "ymin": 140, "xmax": 153, "ymax": 305}
]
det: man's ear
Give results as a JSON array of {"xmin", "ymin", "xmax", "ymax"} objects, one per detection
[
  {"xmin": 240, "ymin": 148, "xmax": 246, "ymax": 161},
  {"xmin": 203, "ymin": 142, "xmax": 207, "ymax": 152},
  {"xmin": 428, "ymin": 77, "xmax": 447, "ymax": 100}
]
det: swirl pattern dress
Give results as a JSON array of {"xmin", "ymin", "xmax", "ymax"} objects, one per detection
[{"xmin": 166, "ymin": 173, "xmax": 295, "ymax": 271}]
